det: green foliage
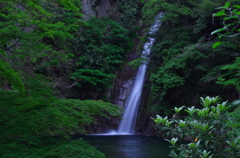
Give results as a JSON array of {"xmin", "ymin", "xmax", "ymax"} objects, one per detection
[
  {"xmin": 0, "ymin": 59, "xmax": 24, "ymax": 93},
  {"xmin": 141, "ymin": 0, "xmax": 240, "ymax": 112},
  {"xmin": 128, "ymin": 58, "xmax": 145, "ymax": 69},
  {"xmin": 211, "ymin": 3, "xmax": 240, "ymax": 92},
  {"xmin": 72, "ymin": 69, "xmax": 115, "ymax": 85},
  {"xmin": 116, "ymin": 0, "xmax": 139, "ymax": 28},
  {"xmin": 0, "ymin": 0, "xmax": 128, "ymax": 157},
  {"xmin": 153, "ymin": 96, "xmax": 240, "ymax": 158},
  {"xmin": 55, "ymin": 0, "xmax": 81, "ymax": 12},
  {"xmin": 211, "ymin": 2, "xmax": 240, "ymax": 48},
  {"xmin": 0, "ymin": 0, "xmax": 83, "ymax": 54},
  {"xmin": 0, "ymin": 75, "xmax": 122, "ymax": 137},
  {"xmin": 44, "ymin": 139, "xmax": 105, "ymax": 158},
  {"xmin": 0, "ymin": 74, "xmax": 122, "ymax": 157},
  {"xmin": 150, "ymin": 42, "xmax": 231, "ymax": 106},
  {"xmin": 142, "ymin": 0, "xmax": 192, "ymax": 24},
  {"xmin": 70, "ymin": 17, "xmax": 132, "ymax": 98},
  {"xmin": 217, "ymin": 57, "xmax": 240, "ymax": 91},
  {"xmin": 0, "ymin": 75, "xmax": 55, "ymax": 137},
  {"xmin": 0, "ymin": 138, "xmax": 105, "ymax": 158},
  {"xmin": 0, "ymin": 0, "xmax": 84, "ymax": 88},
  {"xmin": 43, "ymin": 99, "xmax": 123, "ymax": 135}
]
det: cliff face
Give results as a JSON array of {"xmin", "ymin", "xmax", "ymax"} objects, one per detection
[{"xmin": 81, "ymin": 0, "xmax": 112, "ymax": 19}]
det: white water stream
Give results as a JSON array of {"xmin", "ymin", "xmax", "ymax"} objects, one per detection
[{"xmin": 117, "ymin": 13, "xmax": 163, "ymax": 135}]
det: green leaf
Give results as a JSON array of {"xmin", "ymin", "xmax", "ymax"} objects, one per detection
[
  {"xmin": 216, "ymin": 2, "xmax": 231, "ymax": 10},
  {"xmin": 211, "ymin": 28, "xmax": 225, "ymax": 35},
  {"xmin": 185, "ymin": 106, "xmax": 196, "ymax": 116},
  {"xmin": 213, "ymin": 10, "xmax": 226, "ymax": 17},
  {"xmin": 174, "ymin": 106, "xmax": 184, "ymax": 113},
  {"xmin": 212, "ymin": 41, "xmax": 222, "ymax": 49},
  {"xmin": 216, "ymin": 6, "xmax": 227, "ymax": 10},
  {"xmin": 224, "ymin": 2, "xmax": 230, "ymax": 9},
  {"xmin": 165, "ymin": 138, "xmax": 178, "ymax": 146},
  {"xmin": 233, "ymin": 5, "xmax": 240, "ymax": 9},
  {"xmin": 218, "ymin": 35, "xmax": 223, "ymax": 39},
  {"xmin": 234, "ymin": 11, "xmax": 240, "ymax": 15},
  {"xmin": 225, "ymin": 33, "xmax": 239, "ymax": 38},
  {"xmin": 224, "ymin": 16, "xmax": 239, "ymax": 20}
]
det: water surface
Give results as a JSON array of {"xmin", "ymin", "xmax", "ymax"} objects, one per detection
[{"xmin": 81, "ymin": 135, "xmax": 170, "ymax": 158}]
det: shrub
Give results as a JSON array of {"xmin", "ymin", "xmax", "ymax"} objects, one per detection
[{"xmin": 153, "ymin": 96, "xmax": 240, "ymax": 157}]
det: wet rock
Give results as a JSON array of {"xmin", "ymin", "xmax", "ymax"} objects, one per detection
[
  {"xmin": 117, "ymin": 78, "xmax": 135, "ymax": 107},
  {"xmin": 86, "ymin": 116, "xmax": 119, "ymax": 134}
]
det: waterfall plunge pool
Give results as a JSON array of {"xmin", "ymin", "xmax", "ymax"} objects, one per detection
[{"xmin": 77, "ymin": 135, "xmax": 170, "ymax": 158}]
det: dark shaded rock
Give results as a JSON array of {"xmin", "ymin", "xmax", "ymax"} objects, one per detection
[
  {"xmin": 134, "ymin": 75, "xmax": 156, "ymax": 136},
  {"xmin": 86, "ymin": 116, "xmax": 120, "ymax": 134},
  {"xmin": 81, "ymin": 0, "xmax": 112, "ymax": 20}
]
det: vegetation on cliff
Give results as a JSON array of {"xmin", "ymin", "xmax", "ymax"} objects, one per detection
[{"xmin": 141, "ymin": 0, "xmax": 240, "ymax": 115}]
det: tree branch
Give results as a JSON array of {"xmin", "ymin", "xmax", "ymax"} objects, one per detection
[
  {"xmin": 6, "ymin": 49, "xmax": 29, "ymax": 56},
  {"xmin": 5, "ymin": 39, "xmax": 22, "ymax": 50}
]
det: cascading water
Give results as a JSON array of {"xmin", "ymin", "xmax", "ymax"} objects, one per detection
[{"xmin": 117, "ymin": 13, "xmax": 163, "ymax": 135}]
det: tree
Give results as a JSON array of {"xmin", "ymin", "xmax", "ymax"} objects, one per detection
[
  {"xmin": 211, "ymin": 3, "xmax": 240, "ymax": 93},
  {"xmin": 0, "ymin": 0, "xmax": 84, "ymax": 92}
]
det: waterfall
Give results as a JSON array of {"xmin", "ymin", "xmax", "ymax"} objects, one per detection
[{"xmin": 117, "ymin": 13, "xmax": 163, "ymax": 135}]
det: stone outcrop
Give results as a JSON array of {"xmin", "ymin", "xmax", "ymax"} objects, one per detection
[
  {"xmin": 81, "ymin": 0, "xmax": 97, "ymax": 19},
  {"xmin": 81, "ymin": 0, "xmax": 112, "ymax": 19},
  {"xmin": 114, "ymin": 67, "xmax": 136, "ymax": 108}
]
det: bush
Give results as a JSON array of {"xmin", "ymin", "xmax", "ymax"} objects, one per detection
[
  {"xmin": 0, "ymin": 139, "xmax": 105, "ymax": 158},
  {"xmin": 153, "ymin": 96, "xmax": 240, "ymax": 157}
]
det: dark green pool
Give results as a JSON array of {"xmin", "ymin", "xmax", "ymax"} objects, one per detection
[{"xmin": 81, "ymin": 135, "xmax": 170, "ymax": 158}]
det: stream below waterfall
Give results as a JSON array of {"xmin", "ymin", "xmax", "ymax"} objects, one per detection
[{"xmin": 80, "ymin": 135, "xmax": 170, "ymax": 158}]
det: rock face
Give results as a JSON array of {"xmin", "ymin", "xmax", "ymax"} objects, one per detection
[
  {"xmin": 81, "ymin": 0, "xmax": 112, "ymax": 19},
  {"xmin": 81, "ymin": 0, "xmax": 97, "ymax": 19},
  {"xmin": 135, "ymin": 77, "xmax": 156, "ymax": 136},
  {"xmin": 114, "ymin": 68, "xmax": 136, "ymax": 108}
]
